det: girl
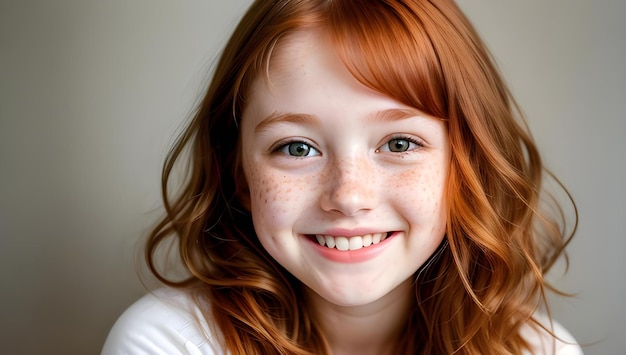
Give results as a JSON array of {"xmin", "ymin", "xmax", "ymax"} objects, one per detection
[{"xmin": 103, "ymin": 0, "xmax": 581, "ymax": 354}]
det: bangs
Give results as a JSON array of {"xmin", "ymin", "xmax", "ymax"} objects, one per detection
[{"xmin": 326, "ymin": 0, "xmax": 448, "ymax": 118}]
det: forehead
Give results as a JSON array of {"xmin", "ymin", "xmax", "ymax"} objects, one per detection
[
  {"xmin": 264, "ymin": 29, "xmax": 353, "ymax": 86},
  {"xmin": 268, "ymin": 30, "xmax": 317, "ymax": 74},
  {"xmin": 244, "ymin": 29, "xmax": 373, "ymax": 112}
]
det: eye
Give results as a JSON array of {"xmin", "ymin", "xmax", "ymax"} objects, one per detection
[
  {"xmin": 379, "ymin": 136, "xmax": 423, "ymax": 153},
  {"xmin": 387, "ymin": 138, "xmax": 412, "ymax": 152},
  {"xmin": 277, "ymin": 141, "xmax": 320, "ymax": 157}
]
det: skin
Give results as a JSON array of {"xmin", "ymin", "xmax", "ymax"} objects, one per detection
[{"xmin": 239, "ymin": 29, "xmax": 451, "ymax": 355}]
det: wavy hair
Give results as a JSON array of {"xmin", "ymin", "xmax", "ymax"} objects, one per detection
[{"xmin": 145, "ymin": 0, "xmax": 576, "ymax": 353}]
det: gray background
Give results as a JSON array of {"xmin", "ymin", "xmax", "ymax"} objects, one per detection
[{"xmin": 1, "ymin": 0, "xmax": 624, "ymax": 353}]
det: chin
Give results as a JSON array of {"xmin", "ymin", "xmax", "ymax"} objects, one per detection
[{"xmin": 305, "ymin": 278, "xmax": 412, "ymax": 308}]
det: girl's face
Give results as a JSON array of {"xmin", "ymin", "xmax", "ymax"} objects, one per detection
[{"xmin": 239, "ymin": 30, "xmax": 450, "ymax": 307}]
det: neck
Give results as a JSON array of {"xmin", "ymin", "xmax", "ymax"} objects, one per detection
[{"xmin": 305, "ymin": 279, "xmax": 415, "ymax": 355}]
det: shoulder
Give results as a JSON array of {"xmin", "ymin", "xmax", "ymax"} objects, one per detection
[
  {"xmin": 520, "ymin": 314, "xmax": 584, "ymax": 355},
  {"xmin": 102, "ymin": 288, "xmax": 224, "ymax": 355}
]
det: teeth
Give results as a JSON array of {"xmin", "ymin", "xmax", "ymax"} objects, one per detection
[
  {"xmin": 363, "ymin": 234, "xmax": 372, "ymax": 247},
  {"xmin": 349, "ymin": 237, "xmax": 363, "ymax": 250},
  {"xmin": 325, "ymin": 235, "xmax": 335, "ymax": 248},
  {"xmin": 314, "ymin": 233, "xmax": 388, "ymax": 250},
  {"xmin": 335, "ymin": 237, "xmax": 349, "ymax": 251}
]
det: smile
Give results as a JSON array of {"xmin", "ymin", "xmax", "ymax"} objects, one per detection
[{"xmin": 313, "ymin": 233, "xmax": 389, "ymax": 251}]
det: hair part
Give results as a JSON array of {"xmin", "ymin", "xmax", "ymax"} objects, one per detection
[{"xmin": 145, "ymin": 0, "xmax": 576, "ymax": 353}]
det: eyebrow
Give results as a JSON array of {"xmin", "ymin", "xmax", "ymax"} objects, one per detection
[
  {"xmin": 254, "ymin": 112, "xmax": 321, "ymax": 134},
  {"xmin": 254, "ymin": 108, "xmax": 430, "ymax": 134},
  {"xmin": 365, "ymin": 108, "xmax": 425, "ymax": 124}
]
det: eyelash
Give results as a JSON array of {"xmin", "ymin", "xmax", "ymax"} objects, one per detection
[
  {"xmin": 272, "ymin": 139, "xmax": 320, "ymax": 158},
  {"xmin": 378, "ymin": 135, "xmax": 425, "ymax": 153}
]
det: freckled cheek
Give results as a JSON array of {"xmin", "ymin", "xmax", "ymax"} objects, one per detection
[
  {"xmin": 246, "ymin": 169, "xmax": 313, "ymax": 218},
  {"xmin": 391, "ymin": 163, "xmax": 448, "ymax": 220}
]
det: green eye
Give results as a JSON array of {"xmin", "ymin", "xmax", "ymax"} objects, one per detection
[
  {"xmin": 278, "ymin": 142, "xmax": 319, "ymax": 157},
  {"xmin": 289, "ymin": 142, "xmax": 311, "ymax": 156},
  {"xmin": 379, "ymin": 136, "xmax": 423, "ymax": 153},
  {"xmin": 387, "ymin": 138, "xmax": 412, "ymax": 152}
]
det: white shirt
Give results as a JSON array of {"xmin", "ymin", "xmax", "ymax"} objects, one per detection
[
  {"xmin": 102, "ymin": 288, "xmax": 221, "ymax": 354},
  {"xmin": 102, "ymin": 288, "xmax": 583, "ymax": 354}
]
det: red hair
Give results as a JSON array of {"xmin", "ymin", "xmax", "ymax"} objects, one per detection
[{"xmin": 145, "ymin": 0, "xmax": 576, "ymax": 353}]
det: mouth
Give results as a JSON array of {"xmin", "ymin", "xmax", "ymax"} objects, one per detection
[{"xmin": 311, "ymin": 232, "xmax": 391, "ymax": 251}]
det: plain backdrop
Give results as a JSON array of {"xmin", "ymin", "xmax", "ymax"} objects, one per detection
[{"xmin": 1, "ymin": 0, "xmax": 624, "ymax": 354}]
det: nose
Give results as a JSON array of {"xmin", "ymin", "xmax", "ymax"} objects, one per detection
[{"xmin": 319, "ymin": 156, "xmax": 379, "ymax": 216}]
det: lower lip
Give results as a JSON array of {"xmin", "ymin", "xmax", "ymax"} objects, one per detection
[{"xmin": 305, "ymin": 232, "xmax": 397, "ymax": 263}]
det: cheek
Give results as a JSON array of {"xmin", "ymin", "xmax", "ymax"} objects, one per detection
[
  {"xmin": 392, "ymin": 161, "xmax": 448, "ymax": 224},
  {"xmin": 245, "ymin": 166, "xmax": 311, "ymax": 223}
]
